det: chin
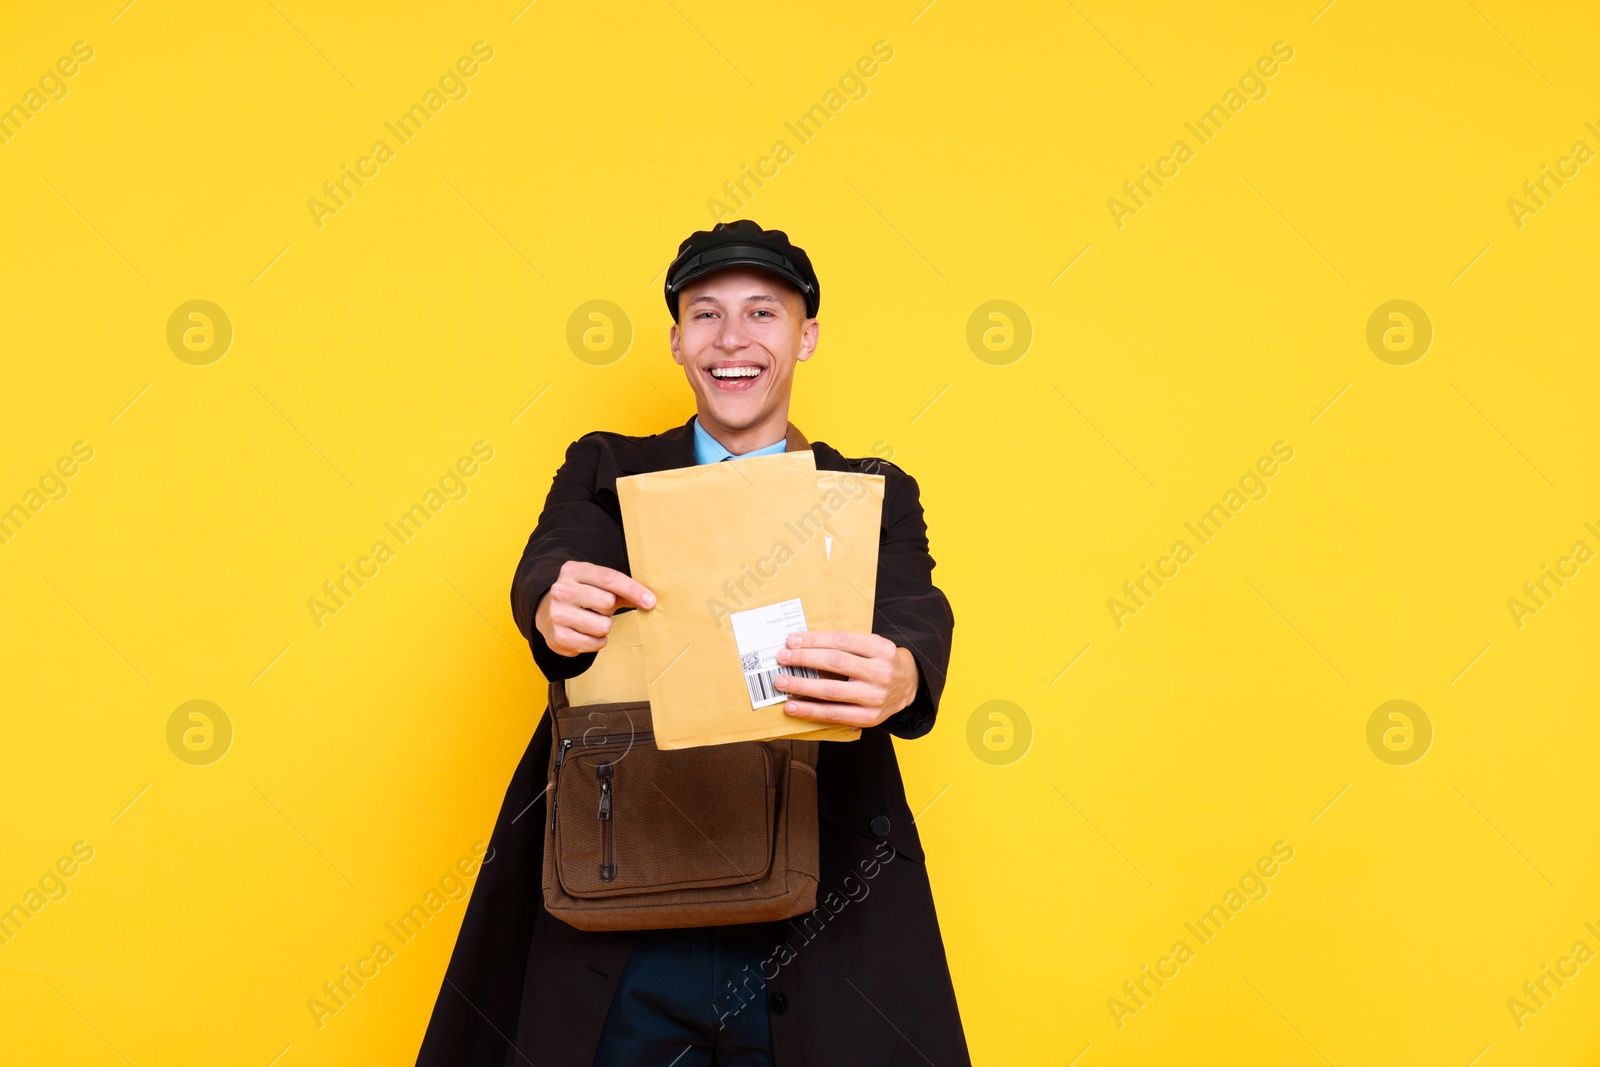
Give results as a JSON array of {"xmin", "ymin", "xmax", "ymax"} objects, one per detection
[
  {"xmin": 702, "ymin": 411, "xmax": 764, "ymax": 433},
  {"xmin": 699, "ymin": 397, "xmax": 768, "ymax": 428}
]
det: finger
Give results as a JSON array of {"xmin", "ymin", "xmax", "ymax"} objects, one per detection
[
  {"xmin": 785, "ymin": 630, "xmax": 889, "ymax": 658},
  {"xmin": 551, "ymin": 603, "xmax": 614, "ymax": 639},
  {"xmin": 564, "ymin": 581, "xmax": 620, "ymax": 615},
  {"xmin": 579, "ymin": 564, "xmax": 656, "ymax": 609},
  {"xmin": 552, "ymin": 626, "xmax": 607, "ymax": 655},
  {"xmin": 777, "ymin": 646, "xmax": 887, "ymax": 684},
  {"xmin": 774, "ymin": 671, "xmax": 877, "ymax": 705},
  {"xmin": 780, "ymin": 697, "xmax": 873, "ymax": 726}
]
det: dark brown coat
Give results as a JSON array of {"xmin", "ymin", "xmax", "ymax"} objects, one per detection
[{"xmin": 415, "ymin": 417, "xmax": 968, "ymax": 1066}]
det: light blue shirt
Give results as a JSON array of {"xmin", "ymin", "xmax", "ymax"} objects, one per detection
[{"xmin": 691, "ymin": 416, "xmax": 788, "ymax": 465}]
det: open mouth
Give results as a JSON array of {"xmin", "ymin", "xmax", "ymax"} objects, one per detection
[{"xmin": 706, "ymin": 363, "xmax": 765, "ymax": 391}]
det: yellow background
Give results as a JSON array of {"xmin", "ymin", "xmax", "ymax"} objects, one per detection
[{"xmin": 2, "ymin": 1, "xmax": 1596, "ymax": 1063}]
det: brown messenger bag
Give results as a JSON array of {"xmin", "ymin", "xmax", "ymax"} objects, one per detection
[{"xmin": 540, "ymin": 677, "xmax": 821, "ymax": 931}]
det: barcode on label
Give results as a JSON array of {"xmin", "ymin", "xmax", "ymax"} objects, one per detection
[
  {"xmin": 729, "ymin": 599, "xmax": 818, "ymax": 710},
  {"xmin": 745, "ymin": 665, "xmax": 818, "ymax": 708}
]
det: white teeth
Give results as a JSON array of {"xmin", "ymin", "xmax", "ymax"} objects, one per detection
[{"xmin": 710, "ymin": 366, "xmax": 761, "ymax": 379}]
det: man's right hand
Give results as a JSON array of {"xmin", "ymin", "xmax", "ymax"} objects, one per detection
[{"xmin": 534, "ymin": 561, "xmax": 656, "ymax": 657}]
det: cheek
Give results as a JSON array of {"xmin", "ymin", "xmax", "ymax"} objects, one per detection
[
  {"xmin": 763, "ymin": 323, "xmax": 804, "ymax": 356},
  {"xmin": 678, "ymin": 329, "xmax": 711, "ymax": 360}
]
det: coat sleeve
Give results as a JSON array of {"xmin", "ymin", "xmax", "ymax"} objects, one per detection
[
  {"xmin": 868, "ymin": 462, "xmax": 955, "ymax": 741},
  {"xmin": 510, "ymin": 435, "xmax": 629, "ymax": 681}
]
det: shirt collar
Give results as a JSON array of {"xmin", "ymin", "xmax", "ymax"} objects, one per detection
[{"xmin": 691, "ymin": 415, "xmax": 788, "ymax": 465}]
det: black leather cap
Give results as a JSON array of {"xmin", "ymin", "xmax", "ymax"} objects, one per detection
[{"xmin": 664, "ymin": 219, "xmax": 820, "ymax": 322}]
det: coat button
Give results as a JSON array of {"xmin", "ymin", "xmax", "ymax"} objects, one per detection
[
  {"xmin": 870, "ymin": 815, "xmax": 891, "ymax": 838},
  {"xmin": 768, "ymin": 992, "xmax": 788, "ymax": 1015}
]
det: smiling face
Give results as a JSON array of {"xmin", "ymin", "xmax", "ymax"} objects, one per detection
[{"xmin": 669, "ymin": 266, "xmax": 819, "ymax": 452}]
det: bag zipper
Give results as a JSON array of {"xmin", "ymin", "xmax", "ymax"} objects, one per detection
[
  {"xmin": 552, "ymin": 732, "xmax": 648, "ymax": 814},
  {"xmin": 551, "ymin": 738, "xmax": 573, "ymax": 817},
  {"xmin": 556, "ymin": 732, "xmax": 653, "ymax": 771},
  {"xmin": 596, "ymin": 761, "xmax": 616, "ymax": 882}
]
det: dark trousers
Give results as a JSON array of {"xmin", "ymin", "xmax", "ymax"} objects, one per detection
[{"xmin": 591, "ymin": 924, "xmax": 775, "ymax": 1067}]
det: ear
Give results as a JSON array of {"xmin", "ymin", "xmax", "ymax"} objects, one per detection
[
  {"xmin": 796, "ymin": 318, "xmax": 819, "ymax": 363},
  {"xmin": 669, "ymin": 322, "xmax": 684, "ymax": 365}
]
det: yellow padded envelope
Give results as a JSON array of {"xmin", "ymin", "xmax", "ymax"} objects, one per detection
[
  {"xmin": 568, "ymin": 468, "xmax": 885, "ymax": 743},
  {"xmin": 607, "ymin": 452, "xmax": 884, "ymax": 749}
]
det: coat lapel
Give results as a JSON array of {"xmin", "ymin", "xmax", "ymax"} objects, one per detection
[{"xmin": 610, "ymin": 417, "xmax": 697, "ymax": 476}]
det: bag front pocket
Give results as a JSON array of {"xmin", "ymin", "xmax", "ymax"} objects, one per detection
[{"xmin": 552, "ymin": 733, "xmax": 776, "ymax": 898}]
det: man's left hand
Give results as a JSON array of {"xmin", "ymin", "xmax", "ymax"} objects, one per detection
[{"xmin": 774, "ymin": 631, "xmax": 919, "ymax": 728}]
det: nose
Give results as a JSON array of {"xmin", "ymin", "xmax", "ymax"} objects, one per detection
[{"xmin": 714, "ymin": 313, "xmax": 752, "ymax": 352}]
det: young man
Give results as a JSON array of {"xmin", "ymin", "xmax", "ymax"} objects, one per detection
[{"xmin": 416, "ymin": 220, "xmax": 968, "ymax": 1066}]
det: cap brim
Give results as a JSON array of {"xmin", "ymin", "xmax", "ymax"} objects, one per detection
[{"xmin": 666, "ymin": 243, "xmax": 815, "ymax": 309}]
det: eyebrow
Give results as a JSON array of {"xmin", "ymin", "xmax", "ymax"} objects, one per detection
[{"xmin": 686, "ymin": 293, "xmax": 785, "ymax": 308}]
